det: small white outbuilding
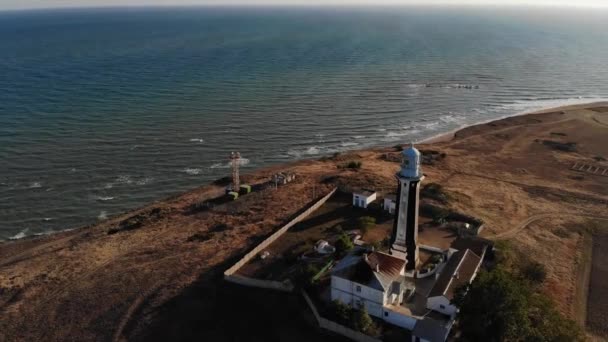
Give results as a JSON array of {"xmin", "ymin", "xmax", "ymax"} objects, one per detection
[
  {"xmin": 352, "ymin": 189, "xmax": 377, "ymax": 209},
  {"xmin": 383, "ymin": 194, "xmax": 397, "ymax": 214}
]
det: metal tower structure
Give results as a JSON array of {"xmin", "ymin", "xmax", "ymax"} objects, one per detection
[{"xmin": 230, "ymin": 151, "xmax": 241, "ymax": 191}]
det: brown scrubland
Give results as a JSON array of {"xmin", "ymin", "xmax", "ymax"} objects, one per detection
[{"xmin": 1, "ymin": 103, "xmax": 607, "ymax": 341}]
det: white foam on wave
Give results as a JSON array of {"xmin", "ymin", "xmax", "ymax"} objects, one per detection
[
  {"xmin": 94, "ymin": 196, "xmax": 115, "ymax": 201},
  {"xmin": 189, "ymin": 138, "xmax": 204, "ymax": 143},
  {"xmin": 494, "ymin": 97, "xmax": 608, "ymax": 116},
  {"xmin": 340, "ymin": 142, "xmax": 359, "ymax": 147},
  {"xmin": 98, "ymin": 211, "xmax": 108, "ymax": 220},
  {"xmin": 29, "ymin": 182, "xmax": 42, "ymax": 189},
  {"xmin": 209, "ymin": 158, "xmax": 250, "ymax": 169},
  {"xmin": 287, "ymin": 146, "xmax": 321, "ymax": 158},
  {"xmin": 9, "ymin": 229, "xmax": 28, "ymax": 240},
  {"xmin": 135, "ymin": 177, "xmax": 153, "ymax": 186},
  {"xmin": 421, "ymin": 97, "xmax": 608, "ymax": 143},
  {"xmin": 352, "ymin": 135, "xmax": 366, "ymax": 139},
  {"xmin": 183, "ymin": 167, "xmax": 203, "ymax": 175},
  {"xmin": 115, "ymin": 175, "xmax": 133, "ymax": 185},
  {"xmin": 111, "ymin": 175, "xmax": 153, "ymax": 186}
]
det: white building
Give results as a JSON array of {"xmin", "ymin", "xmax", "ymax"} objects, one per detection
[
  {"xmin": 331, "ymin": 250, "xmax": 417, "ymax": 328},
  {"xmin": 329, "ymin": 145, "xmax": 488, "ymax": 341},
  {"xmin": 352, "ymin": 189, "xmax": 377, "ymax": 209},
  {"xmin": 383, "ymin": 194, "xmax": 397, "ymax": 214},
  {"xmin": 426, "ymin": 249, "xmax": 482, "ymax": 317}
]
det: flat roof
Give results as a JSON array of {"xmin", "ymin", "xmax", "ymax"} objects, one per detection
[{"xmin": 353, "ymin": 189, "xmax": 376, "ymax": 197}]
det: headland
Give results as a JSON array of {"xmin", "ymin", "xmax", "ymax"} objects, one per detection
[{"xmin": 1, "ymin": 103, "xmax": 607, "ymax": 341}]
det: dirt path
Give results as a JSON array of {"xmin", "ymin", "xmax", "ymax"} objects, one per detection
[{"xmin": 488, "ymin": 213, "xmax": 608, "ymax": 240}]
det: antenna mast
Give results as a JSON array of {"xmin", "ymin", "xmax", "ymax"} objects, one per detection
[{"xmin": 230, "ymin": 151, "xmax": 241, "ymax": 191}]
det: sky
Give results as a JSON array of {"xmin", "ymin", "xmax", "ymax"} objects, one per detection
[{"xmin": 1, "ymin": 0, "xmax": 608, "ymax": 11}]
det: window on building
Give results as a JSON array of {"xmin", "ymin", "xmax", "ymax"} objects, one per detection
[
  {"xmin": 356, "ymin": 285, "xmax": 361, "ymax": 293},
  {"xmin": 440, "ymin": 304, "xmax": 446, "ymax": 309}
]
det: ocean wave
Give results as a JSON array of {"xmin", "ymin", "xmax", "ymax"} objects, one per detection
[
  {"xmin": 9, "ymin": 229, "xmax": 28, "ymax": 240},
  {"xmin": 182, "ymin": 167, "xmax": 203, "ymax": 175},
  {"xmin": 287, "ymin": 146, "xmax": 321, "ymax": 158},
  {"xmin": 29, "ymin": 182, "xmax": 42, "ymax": 189},
  {"xmin": 189, "ymin": 138, "xmax": 204, "ymax": 143},
  {"xmin": 98, "ymin": 211, "xmax": 108, "ymax": 220},
  {"xmin": 111, "ymin": 175, "xmax": 153, "ymax": 186},
  {"xmin": 94, "ymin": 195, "xmax": 115, "ymax": 201},
  {"xmin": 115, "ymin": 175, "xmax": 133, "ymax": 185},
  {"xmin": 340, "ymin": 142, "xmax": 359, "ymax": 147},
  {"xmin": 352, "ymin": 135, "xmax": 366, "ymax": 139},
  {"xmin": 209, "ymin": 158, "xmax": 250, "ymax": 169},
  {"xmin": 135, "ymin": 177, "xmax": 153, "ymax": 186}
]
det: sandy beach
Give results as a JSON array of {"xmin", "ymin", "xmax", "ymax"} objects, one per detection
[{"xmin": 1, "ymin": 102, "xmax": 607, "ymax": 341}]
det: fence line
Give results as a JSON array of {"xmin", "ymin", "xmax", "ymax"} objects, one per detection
[
  {"xmin": 224, "ymin": 188, "xmax": 337, "ymax": 281},
  {"xmin": 224, "ymin": 274, "xmax": 293, "ymax": 292},
  {"xmin": 419, "ymin": 244, "xmax": 445, "ymax": 253},
  {"xmin": 302, "ymin": 290, "xmax": 382, "ymax": 342}
]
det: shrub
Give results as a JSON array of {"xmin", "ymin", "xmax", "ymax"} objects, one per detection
[
  {"xmin": 541, "ymin": 140, "xmax": 577, "ymax": 152},
  {"xmin": 338, "ymin": 161, "xmax": 363, "ymax": 170},
  {"xmin": 358, "ymin": 216, "xmax": 376, "ymax": 234},
  {"xmin": 352, "ymin": 307, "xmax": 374, "ymax": 333},
  {"xmin": 421, "ymin": 183, "xmax": 449, "ymax": 204},
  {"xmin": 335, "ymin": 233, "xmax": 354, "ymax": 258},
  {"xmin": 419, "ymin": 204, "xmax": 449, "ymax": 222},
  {"xmin": 521, "ymin": 261, "xmax": 547, "ymax": 286},
  {"xmin": 430, "ymin": 254, "xmax": 443, "ymax": 264},
  {"xmin": 295, "ymin": 263, "xmax": 321, "ymax": 287},
  {"xmin": 454, "ymin": 249, "xmax": 584, "ymax": 342},
  {"xmin": 332, "ymin": 300, "xmax": 351, "ymax": 325}
]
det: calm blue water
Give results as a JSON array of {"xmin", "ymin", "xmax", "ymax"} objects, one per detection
[{"xmin": 1, "ymin": 6, "xmax": 608, "ymax": 240}]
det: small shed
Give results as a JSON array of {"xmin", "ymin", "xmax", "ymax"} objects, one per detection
[
  {"xmin": 352, "ymin": 189, "xmax": 377, "ymax": 209},
  {"xmin": 383, "ymin": 194, "xmax": 397, "ymax": 214}
]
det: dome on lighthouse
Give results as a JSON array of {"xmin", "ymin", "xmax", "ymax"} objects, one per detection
[{"xmin": 400, "ymin": 143, "xmax": 422, "ymax": 179}]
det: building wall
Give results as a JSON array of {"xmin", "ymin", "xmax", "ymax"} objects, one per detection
[
  {"xmin": 426, "ymin": 296, "xmax": 457, "ymax": 316},
  {"xmin": 331, "ymin": 276, "xmax": 385, "ymax": 317},
  {"xmin": 353, "ymin": 193, "xmax": 377, "ymax": 208},
  {"xmin": 383, "ymin": 199, "xmax": 396, "ymax": 214},
  {"xmin": 382, "ymin": 308, "xmax": 418, "ymax": 330}
]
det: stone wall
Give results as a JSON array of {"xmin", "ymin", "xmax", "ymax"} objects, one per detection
[
  {"xmin": 302, "ymin": 290, "xmax": 383, "ymax": 342},
  {"xmin": 224, "ymin": 188, "xmax": 338, "ymax": 290}
]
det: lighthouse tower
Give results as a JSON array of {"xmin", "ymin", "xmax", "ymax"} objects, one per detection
[{"xmin": 390, "ymin": 143, "xmax": 424, "ymax": 272}]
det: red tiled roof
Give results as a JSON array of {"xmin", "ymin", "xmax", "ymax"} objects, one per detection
[{"xmin": 366, "ymin": 251, "xmax": 404, "ymax": 278}]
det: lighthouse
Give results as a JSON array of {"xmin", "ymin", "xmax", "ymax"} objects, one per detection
[{"xmin": 390, "ymin": 143, "xmax": 424, "ymax": 272}]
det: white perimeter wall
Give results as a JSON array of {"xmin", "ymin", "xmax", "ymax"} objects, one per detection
[
  {"xmin": 383, "ymin": 308, "xmax": 418, "ymax": 330},
  {"xmin": 426, "ymin": 296, "xmax": 457, "ymax": 317}
]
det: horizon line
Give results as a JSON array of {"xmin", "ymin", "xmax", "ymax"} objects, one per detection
[{"xmin": 3, "ymin": 2, "xmax": 608, "ymax": 13}]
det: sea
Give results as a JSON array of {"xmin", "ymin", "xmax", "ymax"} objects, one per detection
[{"xmin": 1, "ymin": 6, "xmax": 608, "ymax": 240}]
